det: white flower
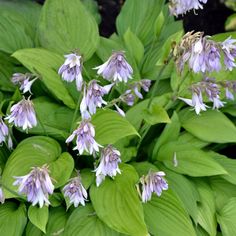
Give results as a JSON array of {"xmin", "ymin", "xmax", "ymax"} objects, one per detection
[
  {"xmin": 94, "ymin": 51, "xmax": 133, "ymax": 83},
  {"xmin": 58, "ymin": 53, "xmax": 83, "ymax": 91},
  {"xmin": 5, "ymin": 97, "xmax": 37, "ymax": 130}
]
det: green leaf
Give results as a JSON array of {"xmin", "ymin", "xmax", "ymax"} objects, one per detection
[
  {"xmin": 12, "ymin": 48, "xmax": 76, "ymax": 109},
  {"xmin": 25, "ymin": 222, "xmax": 43, "ymax": 236},
  {"xmin": 28, "ymin": 205, "xmax": 49, "ymax": 233},
  {"xmin": 90, "ymin": 164, "xmax": 148, "ymax": 236},
  {"xmin": 152, "ymin": 112, "xmax": 180, "ymax": 159},
  {"xmin": 195, "ymin": 180, "xmax": 217, "ymax": 236},
  {"xmin": 2, "ymin": 136, "xmax": 73, "ymax": 198},
  {"xmin": 217, "ymin": 197, "xmax": 236, "ymax": 236},
  {"xmin": 80, "ymin": 169, "xmax": 94, "ymax": 189},
  {"xmin": 142, "ymin": 103, "xmax": 170, "ymax": 126},
  {"xmin": 116, "ymin": 0, "xmax": 165, "ymax": 45},
  {"xmin": 92, "ymin": 109, "xmax": 139, "ymax": 145},
  {"xmin": 0, "ymin": 202, "xmax": 27, "ymax": 236},
  {"xmin": 123, "ymin": 29, "xmax": 144, "ymax": 65},
  {"xmin": 143, "ymin": 191, "xmax": 196, "ymax": 236},
  {"xmin": 81, "ymin": 0, "xmax": 101, "ymax": 24},
  {"xmin": 64, "ymin": 204, "xmax": 123, "ymax": 236},
  {"xmin": 38, "ymin": 0, "xmax": 99, "ymax": 60},
  {"xmin": 29, "ymin": 97, "xmax": 74, "ymax": 141},
  {"xmin": 179, "ymin": 109, "xmax": 236, "ymax": 143},
  {"xmin": 157, "ymin": 141, "xmax": 227, "ymax": 176}
]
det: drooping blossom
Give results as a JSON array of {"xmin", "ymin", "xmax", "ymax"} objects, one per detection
[
  {"xmin": 138, "ymin": 171, "xmax": 168, "ymax": 203},
  {"xmin": 95, "ymin": 145, "xmax": 121, "ymax": 186},
  {"xmin": 225, "ymin": 87, "xmax": 234, "ymax": 100},
  {"xmin": 94, "ymin": 51, "xmax": 133, "ymax": 83},
  {"xmin": 80, "ymin": 80, "xmax": 113, "ymax": 115},
  {"xmin": 11, "ymin": 73, "xmax": 37, "ymax": 94},
  {"xmin": 5, "ymin": 97, "xmax": 37, "ymax": 130},
  {"xmin": 63, "ymin": 174, "xmax": 87, "ymax": 207},
  {"xmin": 169, "ymin": 0, "xmax": 208, "ymax": 16},
  {"xmin": 221, "ymin": 37, "xmax": 236, "ymax": 71},
  {"xmin": 131, "ymin": 79, "xmax": 152, "ymax": 100},
  {"xmin": 179, "ymin": 87, "xmax": 208, "ymax": 115},
  {"xmin": 66, "ymin": 120, "xmax": 101, "ymax": 155},
  {"xmin": 13, "ymin": 165, "xmax": 54, "ymax": 208},
  {"xmin": 0, "ymin": 186, "xmax": 5, "ymax": 204},
  {"xmin": 114, "ymin": 104, "xmax": 126, "ymax": 117},
  {"xmin": 121, "ymin": 90, "xmax": 136, "ymax": 106},
  {"xmin": 58, "ymin": 53, "xmax": 83, "ymax": 91},
  {"xmin": 0, "ymin": 117, "xmax": 13, "ymax": 149}
]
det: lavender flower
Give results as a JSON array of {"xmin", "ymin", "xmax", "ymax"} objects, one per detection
[
  {"xmin": 5, "ymin": 97, "xmax": 37, "ymax": 130},
  {"xmin": 80, "ymin": 80, "xmax": 113, "ymax": 115},
  {"xmin": 225, "ymin": 87, "xmax": 234, "ymax": 100},
  {"xmin": 138, "ymin": 171, "xmax": 168, "ymax": 203},
  {"xmin": 169, "ymin": 0, "xmax": 208, "ymax": 16},
  {"xmin": 121, "ymin": 90, "xmax": 136, "ymax": 106},
  {"xmin": 95, "ymin": 145, "xmax": 121, "ymax": 186},
  {"xmin": 58, "ymin": 53, "xmax": 83, "ymax": 91},
  {"xmin": 0, "ymin": 186, "xmax": 4, "ymax": 204},
  {"xmin": 63, "ymin": 175, "xmax": 87, "ymax": 207},
  {"xmin": 179, "ymin": 88, "xmax": 208, "ymax": 115},
  {"xmin": 13, "ymin": 165, "xmax": 54, "ymax": 208},
  {"xmin": 132, "ymin": 79, "xmax": 152, "ymax": 99},
  {"xmin": 94, "ymin": 52, "xmax": 133, "ymax": 83},
  {"xmin": 66, "ymin": 120, "xmax": 101, "ymax": 155},
  {"xmin": 0, "ymin": 118, "xmax": 13, "ymax": 149},
  {"xmin": 11, "ymin": 73, "xmax": 37, "ymax": 94},
  {"xmin": 114, "ymin": 104, "xmax": 126, "ymax": 117},
  {"xmin": 221, "ymin": 37, "xmax": 236, "ymax": 71}
]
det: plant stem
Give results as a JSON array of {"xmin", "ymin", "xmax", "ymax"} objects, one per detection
[{"xmin": 70, "ymin": 94, "xmax": 82, "ymax": 133}]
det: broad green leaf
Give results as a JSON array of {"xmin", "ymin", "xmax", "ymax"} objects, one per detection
[
  {"xmin": 80, "ymin": 168, "xmax": 94, "ymax": 189},
  {"xmin": 126, "ymin": 94, "xmax": 171, "ymax": 130},
  {"xmin": 28, "ymin": 205, "xmax": 49, "ymax": 233},
  {"xmin": 124, "ymin": 29, "xmax": 144, "ymax": 65},
  {"xmin": 2, "ymin": 136, "xmax": 73, "ymax": 198},
  {"xmin": 25, "ymin": 222, "xmax": 43, "ymax": 236},
  {"xmin": 12, "ymin": 48, "xmax": 76, "ymax": 109},
  {"xmin": 211, "ymin": 152, "xmax": 236, "ymax": 185},
  {"xmin": 152, "ymin": 112, "xmax": 180, "ymax": 159},
  {"xmin": 210, "ymin": 177, "xmax": 236, "ymax": 211},
  {"xmin": 179, "ymin": 109, "xmax": 236, "ymax": 143},
  {"xmin": 131, "ymin": 161, "xmax": 158, "ymax": 177},
  {"xmin": 143, "ymin": 191, "xmax": 196, "ymax": 236},
  {"xmin": 162, "ymin": 167, "xmax": 200, "ymax": 224},
  {"xmin": 116, "ymin": 0, "xmax": 165, "ymax": 45},
  {"xmin": 142, "ymin": 103, "xmax": 170, "ymax": 126},
  {"xmin": 0, "ymin": 146, "xmax": 10, "ymax": 171},
  {"xmin": 0, "ymin": 202, "xmax": 27, "ymax": 236},
  {"xmin": 217, "ymin": 197, "xmax": 236, "ymax": 236},
  {"xmin": 90, "ymin": 164, "xmax": 148, "ymax": 236},
  {"xmin": 92, "ymin": 109, "xmax": 139, "ymax": 145},
  {"xmin": 157, "ymin": 141, "xmax": 227, "ymax": 176},
  {"xmin": 0, "ymin": 10, "xmax": 33, "ymax": 53},
  {"xmin": 81, "ymin": 0, "xmax": 101, "ymax": 24},
  {"xmin": 195, "ymin": 180, "xmax": 217, "ymax": 236},
  {"xmin": 29, "ymin": 97, "xmax": 74, "ymax": 141},
  {"xmin": 38, "ymin": 0, "xmax": 99, "ymax": 60},
  {"xmin": 64, "ymin": 204, "xmax": 123, "ymax": 236}
]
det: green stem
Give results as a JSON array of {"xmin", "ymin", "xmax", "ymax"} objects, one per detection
[{"xmin": 70, "ymin": 94, "xmax": 82, "ymax": 133}]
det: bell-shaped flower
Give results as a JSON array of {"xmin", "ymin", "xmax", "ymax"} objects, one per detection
[{"xmin": 0, "ymin": 118, "xmax": 13, "ymax": 149}]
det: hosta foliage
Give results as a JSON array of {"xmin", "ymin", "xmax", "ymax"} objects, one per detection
[{"xmin": 0, "ymin": 0, "xmax": 236, "ymax": 236}]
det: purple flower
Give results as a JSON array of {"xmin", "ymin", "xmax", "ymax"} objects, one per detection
[
  {"xmin": 80, "ymin": 80, "xmax": 113, "ymax": 115},
  {"xmin": 94, "ymin": 51, "xmax": 133, "ymax": 83},
  {"xmin": 121, "ymin": 90, "xmax": 135, "ymax": 106},
  {"xmin": 13, "ymin": 165, "xmax": 54, "ymax": 208},
  {"xmin": 58, "ymin": 53, "xmax": 83, "ymax": 91},
  {"xmin": 225, "ymin": 87, "xmax": 234, "ymax": 100},
  {"xmin": 0, "ymin": 186, "xmax": 5, "ymax": 204},
  {"xmin": 114, "ymin": 104, "xmax": 126, "ymax": 117},
  {"xmin": 179, "ymin": 89, "xmax": 208, "ymax": 115},
  {"xmin": 132, "ymin": 79, "xmax": 152, "ymax": 99},
  {"xmin": 0, "ymin": 118, "xmax": 12, "ymax": 149},
  {"xmin": 5, "ymin": 97, "xmax": 37, "ymax": 130},
  {"xmin": 95, "ymin": 145, "xmax": 121, "ymax": 186},
  {"xmin": 139, "ymin": 171, "xmax": 168, "ymax": 203},
  {"xmin": 12, "ymin": 73, "xmax": 37, "ymax": 94},
  {"xmin": 221, "ymin": 37, "xmax": 236, "ymax": 71},
  {"xmin": 169, "ymin": 0, "xmax": 208, "ymax": 16},
  {"xmin": 63, "ymin": 175, "xmax": 87, "ymax": 207},
  {"xmin": 66, "ymin": 120, "xmax": 101, "ymax": 155}
]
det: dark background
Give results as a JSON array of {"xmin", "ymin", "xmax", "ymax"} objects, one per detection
[{"xmin": 36, "ymin": 0, "xmax": 234, "ymax": 37}]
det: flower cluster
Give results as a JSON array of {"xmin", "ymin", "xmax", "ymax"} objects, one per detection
[
  {"xmin": 175, "ymin": 32, "xmax": 236, "ymax": 73},
  {"xmin": 169, "ymin": 0, "xmax": 208, "ymax": 16},
  {"xmin": 13, "ymin": 165, "xmax": 54, "ymax": 208},
  {"xmin": 95, "ymin": 145, "xmax": 122, "ymax": 186},
  {"xmin": 178, "ymin": 77, "xmax": 236, "ymax": 114},
  {"xmin": 137, "ymin": 171, "xmax": 168, "ymax": 203},
  {"xmin": 63, "ymin": 174, "xmax": 87, "ymax": 207}
]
